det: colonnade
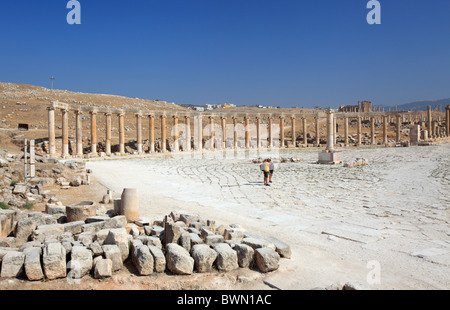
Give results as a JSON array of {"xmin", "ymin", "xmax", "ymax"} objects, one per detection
[{"xmin": 47, "ymin": 101, "xmax": 450, "ymax": 158}]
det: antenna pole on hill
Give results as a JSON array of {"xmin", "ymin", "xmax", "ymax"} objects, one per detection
[{"xmin": 50, "ymin": 76, "xmax": 55, "ymax": 92}]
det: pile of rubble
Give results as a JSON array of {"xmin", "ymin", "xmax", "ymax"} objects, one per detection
[
  {"xmin": 0, "ymin": 206, "xmax": 291, "ymax": 282},
  {"xmin": 0, "ymin": 154, "xmax": 90, "ymax": 210}
]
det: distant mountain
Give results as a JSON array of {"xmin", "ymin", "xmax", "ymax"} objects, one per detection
[{"xmin": 392, "ymin": 98, "xmax": 450, "ymax": 112}]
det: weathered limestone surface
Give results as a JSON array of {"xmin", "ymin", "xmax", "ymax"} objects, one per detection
[
  {"xmin": 70, "ymin": 245, "xmax": 94, "ymax": 278},
  {"xmin": 191, "ymin": 244, "xmax": 218, "ymax": 273},
  {"xmin": 214, "ymin": 243, "xmax": 239, "ymax": 272},
  {"xmin": 102, "ymin": 244, "xmax": 123, "ymax": 272},
  {"xmin": 24, "ymin": 247, "xmax": 44, "ymax": 281},
  {"xmin": 233, "ymin": 243, "xmax": 255, "ymax": 268},
  {"xmin": 131, "ymin": 240, "xmax": 154, "ymax": 276},
  {"xmin": 43, "ymin": 242, "xmax": 66, "ymax": 280},
  {"xmin": 0, "ymin": 251, "xmax": 25, "ymax": 278},
  {"xmin": 165, "ymin": 243, "xmax": 194, "ymax": 275},
  {"xmin": 255, "ymin": 247, "xmax": 280, "ymax": 273}
]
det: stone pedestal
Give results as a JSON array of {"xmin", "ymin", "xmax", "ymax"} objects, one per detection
[
  {"xmin": 66, "ymin": 201, "xmax": 96, "ymax": 222},
  {"xmin": 318, "ymin": 150, "xmax": 342, "ymax": 165}
]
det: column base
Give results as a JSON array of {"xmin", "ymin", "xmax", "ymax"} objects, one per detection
[{"xmin": 317, "ymin": 150, "xmax": 342, "ymax": 165}]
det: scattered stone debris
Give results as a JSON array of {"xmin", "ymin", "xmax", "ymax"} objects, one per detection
[
  {"xmin": 0, "ymin": 205, "xmax": 291, "ymax": 282},
  {"xmin": 343, "ymin": 158, "xmax": 369, "ymax": 168},
  {"xmin": 252, "ymin": 157, "xmax": 302, "ymax": 164}
]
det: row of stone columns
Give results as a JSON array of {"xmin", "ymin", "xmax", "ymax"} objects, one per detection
[{"xmin": 47, "ymin": 103, "xmax": 450, "ymax": 158}]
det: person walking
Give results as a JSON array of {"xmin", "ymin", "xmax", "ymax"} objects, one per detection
[
  {"xmin": 261, "ymin": 159, "xmax": 271, "ymax": 186},
  {"xmin": 268, "ymin": 159, "xmax": 275, "ymax": 183}
]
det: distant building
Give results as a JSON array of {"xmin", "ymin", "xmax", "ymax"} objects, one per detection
[{"xmin": 338, "ymin": 101, "xmax": 372, "ymax": 113}]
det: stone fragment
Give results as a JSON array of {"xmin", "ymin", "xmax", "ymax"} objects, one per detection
[
  {"xmin": 179, "ymin": 231, "xmax": 191, "ymax": 252},
  {"xmin": 191, "ymin": 244, "xmax": 218, "ymax": 273},
  {"xmin": 43, "ymin": 242, "xmax": 66, "ymax": 280},
  {"xmin": 0, "ymin": 251, "xmax": 25, "ymax": 278},
  {"xmin": 266, "ymin": 237, "xmax": 291, "ymax": 259},
  {"xmin": 164, "ymin": 221, "xmax": 183, "ymax": 244},
  {"xmin": 206, "ymin": 235, "xmax": 224, "ymax": 246},
  {"xmin": 63, "ymin": 221, "xmax": 84, "ymax": 235},
  {"xmin": 94, "ymin": 258, "xmax": 112, "ymax": 279},
  {"xmin": 242, "ymin": 237, "xmax": 276, "ymax": 250},
  {"xmin": 131, "ymin": 242, "xmax": 154, "ymax": 276},
  {"xmin": 24, "ymin": 247, "xmax": 44, "ymax": 281},
  {"xmin": 165, "ymin": 243, "xmax": 194, "ymax": 275},
  {"xmin": 103, "ymin": 228, "xmax": 129, "ymax": 261},
  {"xmin": 254, "ymin": 247, "xmax": 280, "ymax": 273},
  {"xmin": 148, "ymin": 245, "xmax": 166, "ymax": 273},
  {"xmin": 102, "ymin": 244, "xmax": 123, "ymax": 271},
  {"xmin": 234, "ymin": 243, "xmax": 255, "ymax": 268},
  {"xmin": 70, "ymin": 245, "xmax": 93, "ymax": 278},
  {"xmin": 189, "ymin": 233, "xmax": 203, "ymax": 246},
  {"xmin": 77, "ymin": 231, "xmax": 94, "ymax": 246},
  {"xmin": 214, "ymin": 243, "xmax": 239, "ymax": 272}
]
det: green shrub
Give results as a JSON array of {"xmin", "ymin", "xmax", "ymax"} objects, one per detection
[
  {"xmin": 22, "ymin": 202, "xmax": 34, "ymax": 210},
  {"xmin": 0, "ymin": 202, "xmax": 9, "ymax": 210},
  {"xmin": 10, "ymin": 180, "xmax": 18, "ymax": 186}
]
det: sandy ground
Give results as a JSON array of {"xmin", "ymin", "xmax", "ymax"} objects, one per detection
[{"xmin": 84, "ymin": 143, "xmax": 450, "ymax": 290}]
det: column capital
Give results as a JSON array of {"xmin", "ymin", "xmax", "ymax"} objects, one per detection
[{"xmin": 89, "ymin": 109, "xmax": 98, "ymax": 115}]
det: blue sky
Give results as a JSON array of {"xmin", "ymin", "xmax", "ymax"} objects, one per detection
[{"xmin": 0, "ymin": 0, "xmax": 449, "ymax": 108}]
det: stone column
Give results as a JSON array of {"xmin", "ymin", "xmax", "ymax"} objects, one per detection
[
  {"xmin": 383, "ymin": 115, "xmax": 388, "ymax": 144},
  {"xmin": 47, "ymin": 106, "xmax": 56, "ymax": 157},
  {"xmin": 333, "ymin": 116, "xmax": 336, "ymax": 145},
  {"xmin": 344, "ymin": 116, "xmax": 349, "ymax": 146},
  {"xmin": 301, "ymin": 117, "xmax": 307, "ymax": 146},
  {"xmin": 446, "ymin": 105, "xmax": 450, "ymax": 137},
  {"xmin": 291, "ymin": 116, "xmax": 296, "ymax": 147},
  {"xmin": 194, "ymin": 115, "xmax": 203, "ymax": 152},
  {"xmin": 173, "ymin": 115, "xmax": 179, "ymax": 152},
  {"xmin": 185, "ymin": 115, "xmax": 192, "ymax": 151},
  {"xmin": 256, "ymin": 116, "xmax": 261, "ymax": 149},
  {"xmin": 357, "ymin": 116, "xmax": 362, "ymax": 146},
  {"xmin": 370, "ymin": 117, "xmax": 375, "ymax": 145},
  {"xmin": 118, "ymin": 111, "xmax": 125, "ymax": 155},
  {"xmin": 245, "ymin": 116, "xmax": 250, "ymax": 149},
  {"xmin": 221, "ymin": 116, "xmax": 227, "ymax": 149},
  {"xmin": 268, "ymin": 116, "xmax": 273, "ymax": 148},
  {"xmin": 62, "ymin": 108, "xmax": 69, "ymax": 157},
  {"xmin": 105, "ymin": 112, "xmax": 112, "ymax": 156},
  {"xmin": 161, "ymin": 115, "xmax": 167, "ymax": 153},
  {"xmin": 396, "ymin": 114, "xmax": 401, "ymax": 142},
  {"xmin": 209, "ymin": 116, "xmax": 215, "ymax": 150},
  {"xmin": 75, "ymin": 110, "xmax": 83, "ymax": 157},
  {"xmin": 427, "ymin": 105, "xmax": 433, "ymax": 138},
  {"xmin": 136, "ymin": 113, "xmax": 143, "ymax": 154},
  {"xmin": 315, "ymin": 115, "xmax": 320, "ymax": 146},
  {"xmin": 326, "ymin": 110, "xmax": 334, "ymax": 151},
  {"xmin": 279, "ymin": 116, "xmax": 285, "ymax": 148},
  {"xmin": 149, "ymin": 115, "xmax": 155, "ymax": 153},
  {"xmin": 233, "ymin": 116, "xmax": 238, "ymax": 149},
  {"xmin": 90, "ymin": 110, "xmax": 98, "ymax": 155}
]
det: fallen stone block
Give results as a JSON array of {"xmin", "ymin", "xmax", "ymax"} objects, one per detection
[
  {"xmin": 94, "ymin": 258, "xmax": 112, "ymax": 279},
  {"xmin": 63, "ymin": 221, "xmax": 84, "ymax": 235},
  {"xmin": 103, "ymin": 228, "xmax": 129, "ymax": 261},
  {"xmin": 31, "ymin": 227, "xmax": 64, "ymax": 243},
  {"xmin": 43, "ymin": 242, "xmax": 66, "ymax": 280},
  {"xmin": 89, "ymin": 241, "xmax": 103, "ymax": 257},
  {"xmin": 266, "ymin": 237, "xmax": 291, "ymax": 259},
  {"xmin": 131, "ymin": 242, "xmax": 154, "ymax": 276},
  {"xmin": 77, "ymin": 232, "xmax": 94, "ymax": 246},
  {"xmin": 206, "ymin": 235, "xmax": 224, "ymax": 246},
  {"xmin": 102, "ymin": 244, "xmax": 123, "ymax": 272},
  {"xmin": 214, "ymin": 243, "xmax": 239, "ymax": 272},
  {"xmin": 66, "ymin": 201, "xmax": 96, "ymax": 222},
  {"xmin": 191, "ymin": 244, "xmax": 218, "ymax": 273},
  {"xmin": 24, "ymin": 247, "xmax": 44, "ymax": 281},
  {"xmin": 0, "ymin": 251, "xmax": 25, "ymax": 278},
  {"xmin": 165, "ymin": 243, "xmax": 194, "ymax": 275},
  {"xmin": 242, "ymin": 237, "xmax": 276, "ymax": 251},
  {"xmin": 234, "ymin": 243, "xmax": 255, "ymax": 268},
  {"xmin": 148, "ymin": 245, "xmax": 166, "ymax": 273},
  {"xmin": 70, "ymin": 245, "xmax": 93, "ymax": 278},
  {"xmin": 255, "ymin": 247, "xmax": 280, "ymax": 273},
  {"xmin": 164, "ymin": 221, "xmax": 183, "ymax": 244},
  {"xmin": 179, "ymin": 231, "xmax": 191, "ymax": 252},
  {"xmin": 103, "ymin": 215, "xmax": 127, "ymax": 229},
  {"xmin": 189, "ymin": 233, "xmax": 203, "ymax": 246},
  {"xmin": 82, "ymin": 221, "xmax": 106, "ymax": 234}
]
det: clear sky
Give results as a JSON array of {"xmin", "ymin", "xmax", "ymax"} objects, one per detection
[{"xmin": 0, "ymin": 0, "xmax": 449, "ymax": 109}]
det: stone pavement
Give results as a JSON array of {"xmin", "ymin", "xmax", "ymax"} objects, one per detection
[{"xmin": 88, "ymin": 144, "xmax": 450, "ymax": 289}]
